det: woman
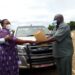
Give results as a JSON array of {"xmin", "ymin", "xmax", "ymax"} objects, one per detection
[{"xmin": 0, "ymin": 19, "xmax": 35, "ymax": 75}]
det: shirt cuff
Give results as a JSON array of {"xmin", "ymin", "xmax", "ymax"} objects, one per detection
[{"xmin": 0, "ymin": 38, "xmax": 5, "ymax": 43}]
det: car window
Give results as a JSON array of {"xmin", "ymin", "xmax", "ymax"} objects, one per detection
[{"xmin": 15, "ymin": 26, "xmax": 50, "ymax": 37}]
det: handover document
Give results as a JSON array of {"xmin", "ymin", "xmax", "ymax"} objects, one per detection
[{"xmin": 34, "ymin": 30, "xmax": 48, "ymax": 45}]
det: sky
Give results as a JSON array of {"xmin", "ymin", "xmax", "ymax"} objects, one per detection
[{"xmin": 0, "ymin": 0, "xmax": 75, "ymax": 28}]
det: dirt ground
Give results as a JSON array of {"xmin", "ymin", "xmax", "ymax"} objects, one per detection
[{"xmin": 71, "ymin": 30, "xmax": 75, "ymax": 75}]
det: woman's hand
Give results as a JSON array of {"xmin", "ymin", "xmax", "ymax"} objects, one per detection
[
  {"xmin": 4, "ymin": 35, "xmax": 12, "ymax": 41},
  {"xmin": 36, "ymin": 41, "xmax": 44, "ymax": 45},
  {"xmin": 28, "ymin": 40, "xmax": 37, "ymax": 44}
]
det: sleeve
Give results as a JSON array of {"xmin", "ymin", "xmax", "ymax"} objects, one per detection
[
  {"xmin": 52, "ymin": 25, "xmax": 70, "ymax": 42},
  {"xmin": 12, "ymin": 36, "xmax": 17, "ymax": 44},
  {"xmin": 0, "ymin": 38, "xmax": 5, "ymax": 44},
  {"xmin": 12, "ymin": 36, "xmax": 17, "ymax": 41}
]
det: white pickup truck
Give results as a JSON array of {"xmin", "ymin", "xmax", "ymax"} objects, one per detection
[{"xmin": 14, "ymin": 26, "xmax": 55, "ymax": 69}]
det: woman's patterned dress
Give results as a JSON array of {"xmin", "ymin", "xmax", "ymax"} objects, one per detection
[{"xmin": 0, "ymin": 28, "xmax": 19, "ymax": 75}]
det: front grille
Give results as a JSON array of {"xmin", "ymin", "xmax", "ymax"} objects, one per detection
[{"xmin": 25, "ymin": 43, "xmax": 55, "ymax": 68}]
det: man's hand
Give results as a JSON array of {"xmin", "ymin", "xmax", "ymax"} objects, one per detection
[{"xmin": 4, "ymin": 35, "xmax": 12, "ymax": 41}]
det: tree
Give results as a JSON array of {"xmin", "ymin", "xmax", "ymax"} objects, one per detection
[
  {"xmin": 67, "ymin": 21, "xmax": 75, "ymax": 30},
  {"xmin": 48, "ymin": 24, "xmax": 54, "ymax": 30},
  {"xmin": 48, "ymin": 21, "xmax": 75, "ymax": 31}
]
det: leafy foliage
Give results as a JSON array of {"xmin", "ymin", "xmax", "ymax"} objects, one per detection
[
  {"xmin": 48, "ymin": 24, "xmax": 54, "ymax": 30},
  {"xmin": 48, "ymin": 21, "xmax": 75, "ymax": 30},
  {"xmin": 67, "ymin": 21, "xmax": 75, "ymax": 30}
]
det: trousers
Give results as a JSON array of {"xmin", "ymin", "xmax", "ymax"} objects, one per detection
[{"xmin": 55, "ymin": 56, "xmax": 73, "ymax": 75}]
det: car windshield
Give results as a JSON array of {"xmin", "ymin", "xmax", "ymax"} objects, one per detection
[{"xmin": 15, "ymin": 26, "xmax": 50, "ymax": 37}]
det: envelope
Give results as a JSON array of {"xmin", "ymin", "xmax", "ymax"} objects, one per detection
[{"xmin": 34, "ymin": 30, "xmax": 48, "ymax": 46}]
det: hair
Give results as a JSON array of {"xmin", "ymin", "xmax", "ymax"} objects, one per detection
[
  {"xmin": 54, "ymin": 14, "xmax": 64, "ymax": 26},
  {"xmin": 0, "ymin": 19, "xmax": 9, "ymax": 27},
  {"xmin": 54, "ymin": 14, "xmax": 64, "ymax": 22}
]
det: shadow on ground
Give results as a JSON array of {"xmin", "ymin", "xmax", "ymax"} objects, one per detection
[{"xmin": 19, "ymin": 65, "xmax": 57, "ymax": 75}]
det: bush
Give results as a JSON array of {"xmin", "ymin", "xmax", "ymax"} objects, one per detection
[
  {"xmin": 68, "ymin": 21, "xmax": 75, "ymax": 30},
  {"xmin": 48, "ymin": 24, "xmax": 54, "ymax": 30}
]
